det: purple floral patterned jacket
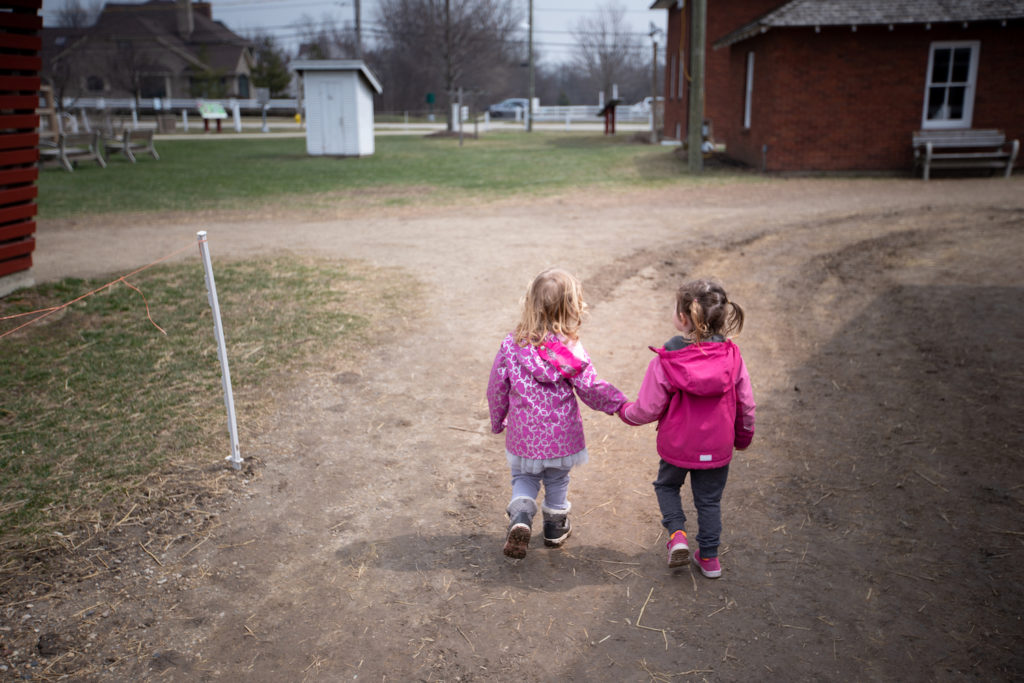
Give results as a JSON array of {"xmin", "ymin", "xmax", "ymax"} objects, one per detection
[{"xmin": 487, "ymin": 333, "xmax": 626, "ymax": 460}]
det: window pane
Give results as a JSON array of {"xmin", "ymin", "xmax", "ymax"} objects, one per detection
[
  {"xmin": 948, "ymin": 86, "xmax": 966, "ymax": 118},
  {"xmin": 926, "ymin": 86, "xmax": 946, "ymax": 119},
  {"xmin": 931, "ymin": 48, "xmax": 951, "ymax": 83},
  {"xmin": 951, "ymin": 48, "xmax": 971, "ymax": 82}
]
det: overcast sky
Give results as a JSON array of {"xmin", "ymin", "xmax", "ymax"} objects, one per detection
[{"xmin": 39, "ymin": 0, "xmax": 664, "ymax": 64}]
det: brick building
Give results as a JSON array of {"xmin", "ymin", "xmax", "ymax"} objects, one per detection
[{"xmin": 652, "ymin": 0, "xmax": 1024, "ymax": 172}]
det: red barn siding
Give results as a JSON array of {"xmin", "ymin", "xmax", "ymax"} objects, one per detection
[
  {"xmin": 663, "ymin": 0, "xmax": 780, "ymax": 142},
  {"xmin": 0, "ymin": 0, "xmax": 41, "ymax": 293},
  {"xmin": 726, "ymin": 23, "xmax": 1024, "ymax": 172},
  {"xmin": 705, "ymin": 0, "xmax": 782, "ymax": 146}
]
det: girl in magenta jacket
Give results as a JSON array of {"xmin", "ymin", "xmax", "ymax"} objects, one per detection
[
  {"xmin": 488, "ymin": 268, "xmax": 626, "ymax": 559},
  {"xmin": 619, "ymin": 280, "xmax": 755, "ymax": 578}
]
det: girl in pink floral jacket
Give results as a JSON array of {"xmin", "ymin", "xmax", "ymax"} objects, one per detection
[
  {"xmin": 619, "ymin": 279, "xmax": 756, "ymax": 579},
  {"xmin": 487, "ymin": 268, "xmax": 626, "ymax": 559}
]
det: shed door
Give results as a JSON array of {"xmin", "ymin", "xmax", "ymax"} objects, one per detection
[{"xmin": 314, "ymin": 80, "xmax": 346, "ymax": 155}]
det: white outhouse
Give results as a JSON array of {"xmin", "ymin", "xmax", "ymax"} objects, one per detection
[{"xmin": 293, "ymin": 60, "xmax": 383, "ymax": 157}]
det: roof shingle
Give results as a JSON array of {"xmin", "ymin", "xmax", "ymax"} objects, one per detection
[{"xmin": 714, "ymin": 0, "xmax": 1024, "ymax": 47}]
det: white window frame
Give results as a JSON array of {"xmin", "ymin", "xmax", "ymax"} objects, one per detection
[
  {"xmin": 743, "ymin": 51, "xmax": 754, "ymax": 129},
  {"xmin": 921, "ymin": 40, "xmax": 979, "ymax": 130},
  {"xmin": 669, "ymin": 55, "xmax": 677, "ymax": 99},
  {"xmin": 677, "ymin": 53, "xmax": 685, "ymax": 101}
]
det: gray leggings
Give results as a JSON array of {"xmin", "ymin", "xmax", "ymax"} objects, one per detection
[
  {"xmin": 508, "ymin": 465, "xmax": 571, "ymax": 515},
  {"xmin": 653, "ymin": 460, "xmax": 729, "ymax": 558}
]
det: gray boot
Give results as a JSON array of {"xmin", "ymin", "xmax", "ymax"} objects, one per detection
[
  {"xmin": 542, "ymin": 502, "xmax": 572, "ymax": 547},
  {"xmin": 504, "ymin": 497, "xmax": 537, "ymax": 559}
]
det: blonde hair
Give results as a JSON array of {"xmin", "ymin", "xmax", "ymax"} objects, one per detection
[
  {"xmin": 676, "ymin": 279, "xmax": 744, "ymax": 343},
  {"xmin": 514, "ymin": 268, "xmax": 587, "ymax": 347}
]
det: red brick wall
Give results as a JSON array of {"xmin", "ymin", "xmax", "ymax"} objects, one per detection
[
  {"xmin": 662, "ymin": 0, "xmax": 783, "ymax": 142},
  {"xmin": 0, "ymin": 0, "xmax": 41, "ymax": 288},
  {"xmin": 725, "ymin": 23, "xmax": 1024, "ymax": 172},
  {"xmin": 661, "ymin": 3, "xmax": 685, "ymax": 140},
  {"xmin": 706, "ymin": 0, "xmax": 783, "ymax": 145}
]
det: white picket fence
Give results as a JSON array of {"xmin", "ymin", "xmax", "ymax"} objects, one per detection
[{"xmin": 53, "ymin": 97, "xmax": 650, "ymax": 121}]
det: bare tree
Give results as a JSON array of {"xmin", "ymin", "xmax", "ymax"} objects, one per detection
[
  {"xmin": 570, "ymin": 2, "xmax": 644, "ymax": 102},
  {"xmin": 374, "ymin": 0, "xmax": 523, "ymax": 124},
  {"xmin": 107, "ymin": 40, "xmax": 165, "ymax": 104},
  {"xmin": 293, "ymin": 14, "xmax": 359, "ymax": 60},
  {"xmin": 53, "ymin": 0, "xmax": 102, "ymax": 28}
]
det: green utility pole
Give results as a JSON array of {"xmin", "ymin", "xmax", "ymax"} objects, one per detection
[
  {"xmin": 687, "ymin": 0, "xmax": 706, "ymax": 173},
  {"xmin": 527, "ymin": 0, "xmax": 534, "ymax": 132},
  {"xmin": 650, "ymin": 29, "xmax": 658, "ymax": 144}
]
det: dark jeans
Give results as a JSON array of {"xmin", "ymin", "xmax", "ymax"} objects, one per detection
[{"xmin": 652, "ymin": 460, "xmax": 729, "ymax": 558}]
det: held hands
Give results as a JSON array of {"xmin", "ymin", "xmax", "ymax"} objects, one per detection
[{"xmin": 617, "ymin": 401, "xmax": 641, "ymax": 426}]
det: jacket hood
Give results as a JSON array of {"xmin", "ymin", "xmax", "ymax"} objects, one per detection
[{"xmin": 655, "ymin": 340, "xmax": 738, "ymax": 397}]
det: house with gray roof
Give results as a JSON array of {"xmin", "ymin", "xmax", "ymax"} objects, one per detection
[
  {"xmin": 42, "ymin": 0, "xmax": 253, "ymax": 105},
  {"xmin": 652, "ymin": 0, "xmax": 1024, "ymax": 173}
]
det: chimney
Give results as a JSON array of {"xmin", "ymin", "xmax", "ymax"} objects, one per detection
[
  {"xmin": 194, "ymin": 2, "xmax": 212, "ymax": 20},
  {"xmin": 177, "ymin": 0, "xmax": 194, "ymax": 39}
]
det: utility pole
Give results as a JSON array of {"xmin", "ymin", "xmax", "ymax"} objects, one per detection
[
  {"xmin": 458, "ymin": 86, "xmax": 464, "ymax": 147},
  {"xmin": 527, "ymin": 0, "xmax": 534, "ymax": 132},
  {"xmin": 687, "ymin": 0, "xmax": 706, "ymax": 173},
  {"xmin": 650, "ymin": 25, "xmax": 659, "ymax": 144},
  {"xmin": 445, "ymin": 0, "xmax": 453, "ymax": 132},
  {"xmin": 354, "ymin": 0, "xmax": 362, "ymax": 59}
]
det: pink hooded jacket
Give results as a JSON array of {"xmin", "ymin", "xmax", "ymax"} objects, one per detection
[
  {"xmin": 620, "ymin": 339, "xmax": 755, "ymax": 469},
  {"xmin": 487, "ymin": 334, "xmax": 626, "ymax": 460}
]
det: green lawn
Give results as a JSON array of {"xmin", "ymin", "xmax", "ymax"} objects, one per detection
[{"xmin": 36, "ymin": 132, "xmax": 747, "ymax": 219}]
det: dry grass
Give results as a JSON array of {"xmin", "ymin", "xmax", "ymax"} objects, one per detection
[{"xmin": 0, "ymin": 254, "xmax": 417, "ymax": 559}]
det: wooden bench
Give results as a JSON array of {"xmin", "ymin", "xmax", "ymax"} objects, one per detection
[
  {"xmin": 38, "ymin": 132, "xmax": 107, "ymax": 172},
  {"xmin": 912, "ymin": 129, "xmax": 1019, "ymax": 180},
  {"xmin": 103, "ymin": 128, "xmax": 160, "ymax": 163}
]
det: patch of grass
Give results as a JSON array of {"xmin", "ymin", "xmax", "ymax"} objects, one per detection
[
  {"xmin": 0, "ymin": 255, "xmax": 397, "ymax": 543},
  {"xmin": 36, "ymin": 132, "xmax": 754, "ymax": 219}
]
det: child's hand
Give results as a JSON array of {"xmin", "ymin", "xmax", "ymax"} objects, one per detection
[{"xmin": 617, "ymin": 401, "xmax": 639, "ymax": 425}]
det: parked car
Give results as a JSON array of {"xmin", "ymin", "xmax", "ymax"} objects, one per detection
[
  {"xmin": 631, "ymin": 96, "xmax": 664, "ymax": 114},
  {"xmin": 489, "ymin": 98, "xmax": 529, "ymax": 118}
]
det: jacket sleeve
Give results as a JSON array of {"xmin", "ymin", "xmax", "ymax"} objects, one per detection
[
  {"xmin": 486, "ymin": 344, "xmax": 510, "ymax": 434},
  {"xmin": 569, "ymin": 343, "xmax": 626, "ymax": 414},
  {"xmin": 619, "ymin": 356, "xmax": 671, "ymax": 426},
  {"xmin": 733, "ymin": 355, "xmax": 756, "ymax": 449}
]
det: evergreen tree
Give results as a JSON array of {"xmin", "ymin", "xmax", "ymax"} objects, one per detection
[{"xmin": 250, "ymin": 33, "xmax": 292, "ymax": 98}]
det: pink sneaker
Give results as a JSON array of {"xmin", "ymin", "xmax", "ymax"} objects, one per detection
[
  {"xmin": 666, "ymin": 530, "xmax": 689, "ymax": 567},
  {"xmin": 692, "ymin": 549, "xmax": 722, "ymax": 578}
]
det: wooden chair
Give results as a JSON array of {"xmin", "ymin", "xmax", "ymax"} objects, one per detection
[
  {"xmin": 103, "ymin": 128, "xmax": 160, "ymax": 163},
  {"xmin": 39, "ymin": 132, "xmax": 107, "ymax": 172}
]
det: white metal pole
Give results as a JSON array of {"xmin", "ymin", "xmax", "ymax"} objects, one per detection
[{"xmin": 196, "ymin": 231, "xmax": 242, "ymax": 470}]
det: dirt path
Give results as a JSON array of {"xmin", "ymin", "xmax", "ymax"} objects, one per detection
[{"xmin": 9, "ymin": 177, "xmax": 1024, "ymax": 681}]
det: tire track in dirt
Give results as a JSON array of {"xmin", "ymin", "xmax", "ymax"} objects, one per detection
[{"xmin": 9, "ymin": 178, "xmax": 1023, "ymax": 680}]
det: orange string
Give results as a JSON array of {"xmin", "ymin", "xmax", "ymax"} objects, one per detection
[
  {"xmin": 121, "ymin": 279, "xmax": 167, "ymax": 335},
  {"xmin": 0, "ymin": 240, "xmax": 200, "ymax": 340}
]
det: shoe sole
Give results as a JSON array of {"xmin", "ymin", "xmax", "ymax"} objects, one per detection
[
  {"xmin": 668, "ymin": 545, "xmax": 690, "ymax": 567},
  {"xmin": 503, "ymin": 523, "xmax": 531, "ymax": 559},
  {"xmin": 543, "ymin": 526, "xmax": 571, "ymax": 547},
  {"xmin": 692, "ymin": 554, "xmax": 722, "ymax": 578}
]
